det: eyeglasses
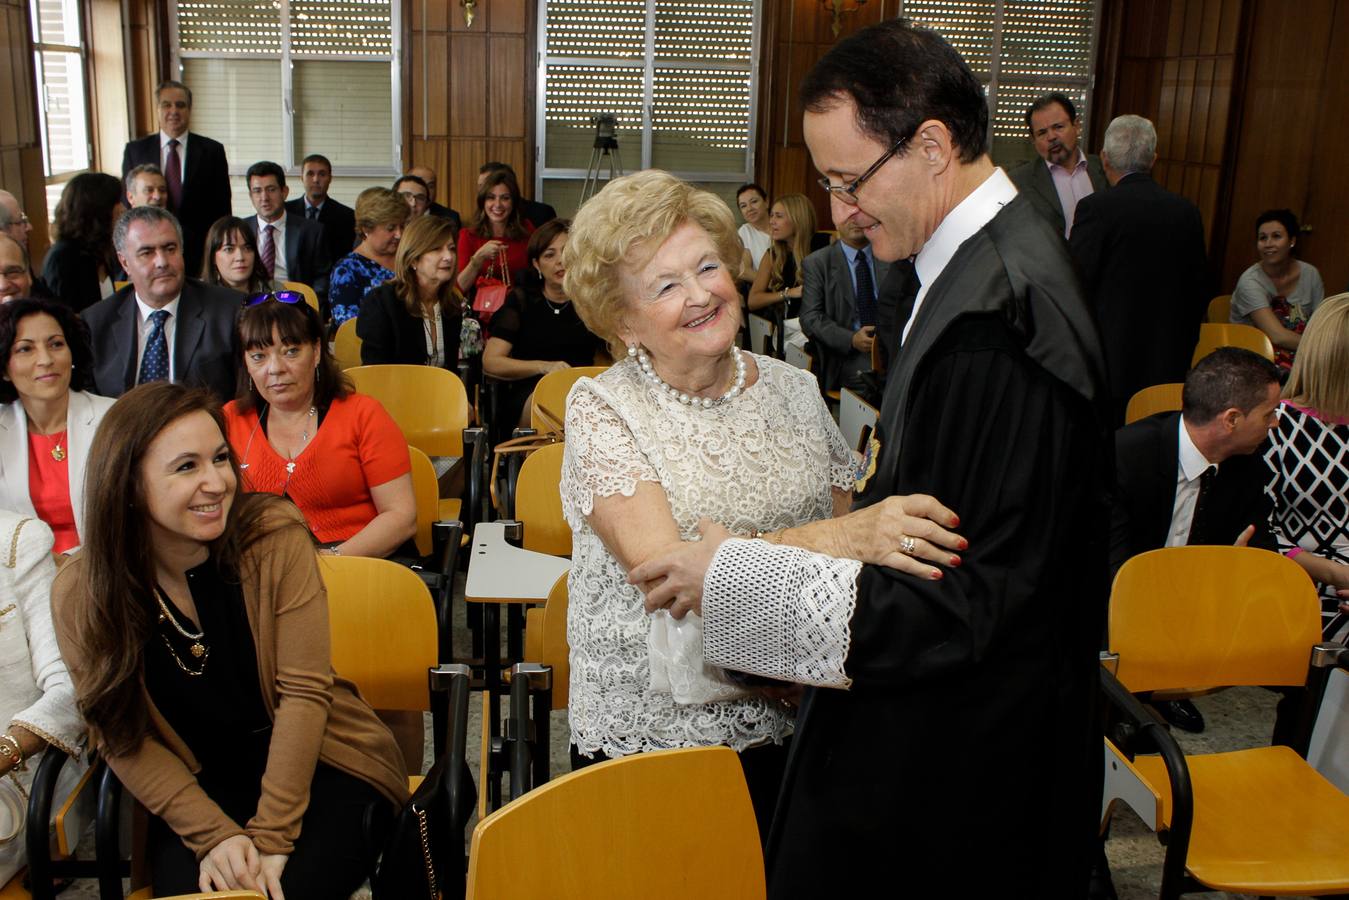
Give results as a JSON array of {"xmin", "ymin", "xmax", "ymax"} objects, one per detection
[
  {"xmin": 816, "ymin": 133, "xmax": 911, "ymax": 206},
  {"xmin": 398, "ymin": 191, "xmax": 430, "ymax": 206},
  {"xmin": 243, "ymin": 290, "xmax": 305, "ymax": 308}
]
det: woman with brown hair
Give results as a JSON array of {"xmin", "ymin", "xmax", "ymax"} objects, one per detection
[
  {"xmin": 224, "ymin": 295, "xmax": 416, "ymax": 559},
  {"xmin": 330, "ymin": 187, "xmax": 411, "ymax": 326},
  {"xmin": 39, "ymin": 173, "xmax": 126, "ymax": 312},
  {"xmin": 454, "ymin": 168, "xmax": 534, "ymax": 295},
  {"xmin": 201, "ymin": 216, "xmax": 274, "ymax": 295},
  {"xmin": 356, "ymin": 213, "xmax": 471, "ymax": 371},
  {"xmin": 50, "ymin": 382, "xmax": 407, "ymax": 898},
  {"xmin": 747, "ymin": 193, "xmax": 816, "ymax": 319}
]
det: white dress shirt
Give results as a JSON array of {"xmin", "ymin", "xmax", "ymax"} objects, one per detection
[
  {"xmin": 256, "ymin": 211, "xmax": 290, "ymax": 283},
  {"xmin": 134, "ymin": 293, "xmax": 181, "ymax": 382},
  {"xmin": 158, "ymin": 131, "xmax": 188, "ymax": 182},
  {"xmin": 1167, "ymin": 416, "xmax": 1218, "ymax": 547},
  {"xmin": 903, "ymin": 167, "xmax": 1018, "ymax": 345}
]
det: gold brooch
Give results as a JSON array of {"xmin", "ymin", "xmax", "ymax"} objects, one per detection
[{"xmin": 856, "ymin": 434, "xmax": 881, "ymax": 494}]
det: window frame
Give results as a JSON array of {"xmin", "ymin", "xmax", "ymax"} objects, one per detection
[
  {"xmin": 533, "ymin": 0, "xmax": 762, "ymax": 202},
  {"xmin": 30, "ymin": 0, "xmax": 94, "ymax": 186},
  {"xmin": 166, "ymin": 0, "xmax": 404, "ymax": 180}
]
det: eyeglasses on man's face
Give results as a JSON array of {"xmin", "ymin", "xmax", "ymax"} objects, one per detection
[{"xmin": 817, "ymin": 133, "xmax": 911, "ymax": 206}]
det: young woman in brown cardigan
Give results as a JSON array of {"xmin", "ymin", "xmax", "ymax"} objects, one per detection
[{"xmin": 51, "ymin": 382, "xmax": 408, "ymax": 899}]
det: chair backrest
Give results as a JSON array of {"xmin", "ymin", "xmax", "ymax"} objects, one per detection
[
  {"xmin": 784, "ymin": 341, "xmax": 812, "ymax": 372},
  {"xmin": 321, "ymin": 555, "xmax": 437, "ymax": 711},
  {"xmin": 542, "ymin": 571, "xmax": 570, "ymax": 709},
  {"xmin": 407, "ymin": 445, "xmax": 438, "ymax": 557},
  {"xmin": 530, "ymin": 365, "xmax": 607, "ymax": 432},
  {"xmin": 1109, "ymin": 546, "xmax": 1323, "ymax": 693},
  {"xmin": 1207, "ymin": 293, "xmax": 1232, "ymax": 324},
  {"xmin": 1124, "ymin": 382, "xmax": 1184, "ymax": 424},
  {"xmin": 466, "ymin": 746, "xmax": 765, "ymax": 900},
  {"xmin": 1191, "ymin": 322, "xmax": 1275, "ymax": 366},
  {"xmin": 346, "ymin": 364, "xmax": 469, "ymax": 457},
  {"xmin": 281, "ymin": 280, "xmax": 321, "ymax": 313},
  {"xmin": 515, "ymin": 442, "xmax": 570, "ymax": 556},
  {"xmin": 333, "ymin": 318, "xmax": 363, "ymax": 371}
]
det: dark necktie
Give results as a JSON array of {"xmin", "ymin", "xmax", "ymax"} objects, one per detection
[
  {"xmin": 165, "ymin": 139, "xmax": 183, "ymax": 210},
  {"xmin": 139, "ymin": 309, "xmax": 171, "ymax": 384},
  {"xmin": 854, "ymin": 249, "xmax": 878, "ymax": 328},
  {"xmin": 307, "ymin": 205, "xmax": 319, "ymax": 221},
  {"xmin": 1186, "ymin": 465, "xmax": 1217, "ymax": 544},
  {"xmin": 260, "ymin": 223, "xmax": 276, "ymax": 281}
]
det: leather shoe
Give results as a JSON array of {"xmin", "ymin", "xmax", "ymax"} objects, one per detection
[{"xmin": 1155, "ymin": 698, "xmax": 1205, "ymax": 733}]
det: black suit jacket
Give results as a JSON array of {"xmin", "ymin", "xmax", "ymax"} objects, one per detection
[
  {"xmin": 242, "ymin": 214, "xmax": 331, "ymax": 298},
  {"xmin": 1008, "ymin": 153, "xmax": 1108, "ymax": 237},
  {"xmin": 1110, "ymin": 411, "xmax": 1274, "ymax": 573},
  {"xmin": 427, "ymin": 202, "xmax": 463, "ymax": 233},
  {"xmin": 81, "ymin": 279, "xmax": 242, "ymax": 401},
  {"xmin": 354, "ymin": 282, "xmax": 461, "ymax": 370},
  {"xmin": 286, "ymin": 197, "xmax": 356, "ymax": 269},
  {"xmin": 798, "ymin": 242, "xmax": 891, "ymax": 393},
  {"xmin": 518, "ymin": 198, "xmax": 557, "ymax": 230},
  {"xmin": 1070, "ymin": 173, "xmax": 1208, "ymax": 423},
  {"xmin": 40, "ymin": 240, "xmax": 111, "ymax": 313},
  {"xmin": 122, "ymin": 132, "xmax": 232, "ymax": 275}
]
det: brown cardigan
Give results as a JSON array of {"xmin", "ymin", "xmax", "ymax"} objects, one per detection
[{"xmin": 51, "ymin": 510, "xmax": 410, "ymax": 860}]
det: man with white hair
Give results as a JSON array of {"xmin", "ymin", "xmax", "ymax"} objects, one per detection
[{"xmin": 1071, "ymin": 114, "xmax": 1208, "ymax": 425}]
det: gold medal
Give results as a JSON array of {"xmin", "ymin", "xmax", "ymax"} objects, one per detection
[{"xmin": 856, "ymin": 435, "xmax": 881, "ymax": 494}]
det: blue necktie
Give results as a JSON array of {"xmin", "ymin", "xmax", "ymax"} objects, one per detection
[
  {"xmin": 854, "ymin": 250, "xmax": 878, "ymax": 327},
  {"xmin": 139, "ymin": 309, "xmax": 171, "ymax": 384}
]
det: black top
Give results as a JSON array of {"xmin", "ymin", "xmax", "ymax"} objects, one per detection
[
  {"xmin": 492, "ymin": 286, "xmax": 600, "ymax": 369},
  {"xmin": 356, "ymin": 281, "xmax": 463, "ymax": 370},
  {"xmin": 144, "ymin": 559, "xmax": 272, "ymax": 791},
  {"xmin": 40, "ymin": 240, "xmax": 115, "ymax": 313}
]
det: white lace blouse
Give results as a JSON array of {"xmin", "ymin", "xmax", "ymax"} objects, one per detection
[{"xmin": 561, "ymin": 354, "xmax": 857, "ymax": 757}]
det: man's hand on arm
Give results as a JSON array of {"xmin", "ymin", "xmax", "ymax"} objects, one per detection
[{"xmin": 851, "ymin": 326, "xmax": 875, "ymax": 353}]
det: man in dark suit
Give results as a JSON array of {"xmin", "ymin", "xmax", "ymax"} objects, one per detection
[
  {"xmin": 1071, "ymin": 115, "xmax": 1209, "ymax": 426},
  {"xmin": 405, "ymin": 165, "xmax": 462, "ymax": 231},
  {"xmin": 286, "ymin": 154, "xmax": 356, "ymax": 266},
  {"xmin": 84, "ymin": 206, "xmax": 239, "ymax": 400},
  {"xmin": 1008, "ymin": 92, "xmax": 1108, "ymax": 238},
  {"xmin": 121, "ymin": 80, "xmax": 231, "ymax": 276},
  {"xmin": 1111, "ymin": 346, "xmax": 1282, "ymax": 730},
  {"xmin": 799, "ymin": 210, "xmax": 890, "ymax": 395},
  {"xmin": 241, "ymin": 161, "xmax": 330, "ymax": 299},
  {"xmin": 478, "ymin": 162, "xmax": 556, "ymax": 229}
]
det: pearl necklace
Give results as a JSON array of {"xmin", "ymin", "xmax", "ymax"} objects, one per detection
[{"xmin": 630, "ymin": 345, "xmax": 746, "ymax": 409}]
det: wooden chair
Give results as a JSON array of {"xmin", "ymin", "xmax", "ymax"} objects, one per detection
[
  {"xmin": 1206, "ymin": 293, "xmax": 1231, "ymax": 323},
  {"xmin": 1100, "ymin": 546, "xmax": 1349, "ymax": 899},
  {"xmin": 512, "ymin": 442, "xmax": 570, "ymax": 557},
  {"xmin": 280, "ymin": 281, "xmax": 320, "ymax": 313},
  {"xmin": 1123, "ymin": 383, "xmax": 1184, "ymax": 424},
  {"xmin": 1191, "ymin": 322, "xmax": 1275, "ymax": 366},
  {"xmin": 405, "ymin": 446, "xmax": 465, "ymax": 663},
  {"xmin": 466, "ymin": 746, "xmax": 765, "ymax": 900},
  {"xmin": 529, "ymin": 365, "xmax": 606, "ymax": 433},
  {"xmin": 332, "ymin": 318, "xmax": 362, "ymax": 371},
  {"xmin": 0, "ymin": 748, "xmax": 106, "ymax": 900}
]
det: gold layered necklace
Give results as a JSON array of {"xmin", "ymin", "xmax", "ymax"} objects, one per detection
[{"xmin": 155, "ymin": 589, "xmax": 209, "ymax": 676}]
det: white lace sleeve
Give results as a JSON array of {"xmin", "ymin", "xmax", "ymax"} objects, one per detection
[
  {"xmin": 561, "ymin": 382, "xmax": 662, "ymax": 527},
  {"xmin": 822, "ymin": 397, "xmax": 861, "ymax": 492},
  {"xmin": 701, "ymin": 538, "xmax": 861, "ymax": 688}
]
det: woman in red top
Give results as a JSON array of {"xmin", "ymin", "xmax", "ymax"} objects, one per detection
[
  {"xmin": 0, "ymin": 298, "xmax": 115, "ymax": 553},
  {"xmin": 223, "ymin": 294, "xmax": 416, "ymax": 558},
  {"xmin": 455, "ymin": 168, "xmax": 534, "ymax": 296}
]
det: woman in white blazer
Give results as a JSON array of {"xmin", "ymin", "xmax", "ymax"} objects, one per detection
[
  {"xmin": 0, "ymin": 510, "xmax": 86, "ymax": 886},
  {"xmin": 0, "ymin": 298, "xmax": 115, "ymax": 553}
]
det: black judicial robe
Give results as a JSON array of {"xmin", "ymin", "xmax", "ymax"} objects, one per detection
[{"xmin": 764, "ymin": 195, "xmax": 1112, "ymax": 898}]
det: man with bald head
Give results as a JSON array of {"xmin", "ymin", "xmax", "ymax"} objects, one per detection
[
  {"xmin": 0, "ymin": 234, "xmax": 35, "ymax": 303},
  {"xmin": 405, "ymin": 165, "xmax": 461, "ymax": 230},
  {"xmin": 0, "ymin": 191, "xmax": 32, "ymax": 249}
]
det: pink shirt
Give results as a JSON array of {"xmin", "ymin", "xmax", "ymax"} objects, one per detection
[{"xmin": 1047, "ymin": 149, "xmax": 1095, "ymax": 238}]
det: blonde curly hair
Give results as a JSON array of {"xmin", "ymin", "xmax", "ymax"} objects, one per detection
[{"xmin": 563, "ymin": 170, "xmax": 743, "ymax": 353}]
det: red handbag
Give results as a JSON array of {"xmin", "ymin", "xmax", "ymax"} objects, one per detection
[{"xmin": 471, "ymin": 246, "xmax": 511, "ymax": 327}]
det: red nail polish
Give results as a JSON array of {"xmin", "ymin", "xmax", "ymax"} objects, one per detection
[
  {"xmin": 949, "ymin": 556, "xmax": 961, "ymax": 567},
  {"xmin": 958, "ymin": 539, "xmax": 969, "ymax": 551},
  {"xmin": 930, "ymin": 570, "xmax": 942, "ymax": 580},
  {"xmin": 950, "ymin": 516, "xmax": 960, "ymax": 527}
]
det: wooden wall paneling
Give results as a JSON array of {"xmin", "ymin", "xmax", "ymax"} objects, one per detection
[
  {"xmin": 1155, "ymin": 59, "xmax": 1179, "ymax": 158},
  {"xmin": 1205, "ymin": 57, "xmax": 1233, "ymax": 165},
  {"xmin": 448, "ymin": 138, "xmax": 488, "ymax": 216},
  {"xmin": 448, "ymin": 35, "xmax": 488, "ymax": 136},
  {"xmin": 1197, "ymin": 0, "xmax": 1221, "ymax": 52},
  {"xmin": 486, "ymin": 140, "xmax": 526, "ymax": 179},
  {"xmin": 1293, "ymin": 0, "xmax": 1349, "ymax": 292},
  {"xmin": 488, "ymin": 36, "xmax": 525, "ymax": 138},
  {"xmin": 425, "ymin": 32, "xmax": 451, "ymax": 136},
  {"xmin": 489, "ymin": 0, "xmax": 527, "ymax": 34},
  {"xmin": 1171, "ymin": 58, "xmax": 1195, "ymax": 161},
  {"xmin": 0, "ymin": 5, "xmax": 21, "ymax": 145},
  {"xmin": 89, "ymin": 0, "xmax": 131, "ymax": 171}
]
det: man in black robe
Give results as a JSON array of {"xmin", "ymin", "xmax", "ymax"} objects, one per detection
[{"xmin": 632, "ymin": 20, "xmax": 1112, "ymax": 898}]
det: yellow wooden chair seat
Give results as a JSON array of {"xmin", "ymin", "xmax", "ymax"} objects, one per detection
[
  {"xmin": 0, "ymin": 874, "xmax": 30, "ymax": 898},
  {"xmin": 1124, "ymin": 382, "xmax": 1184, "ymax": 424},
  {"xmin": 332, "ymin": 318, "xmax": 362, "ymax": 371},
  {"xmin": 1133, "ymin": 745, "xmax": 1349, "ymax": 894}
]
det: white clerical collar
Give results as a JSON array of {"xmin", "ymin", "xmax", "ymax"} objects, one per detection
[
  {"xmin": 1177, "ymin": 416, "xmax": 1217, "ymax": 482},
  {"xmin": 902, "ymin": 168, "xmax": 1017, "ymax": 346}
]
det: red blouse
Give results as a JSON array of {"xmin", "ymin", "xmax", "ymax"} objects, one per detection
[{"xmin": 27, "ymin": 430, "xmax": 78, "ymax": 553}]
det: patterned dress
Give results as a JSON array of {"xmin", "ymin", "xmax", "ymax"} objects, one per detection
[
  {"xmin": 1264, "ymin": 400, "xmax": 1349, "ymax": 640},
  {"xmin": 329, "ymin": 252, "xmax": 393, "ymax": 326}
]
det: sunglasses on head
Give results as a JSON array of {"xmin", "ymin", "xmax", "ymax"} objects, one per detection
[{"xmin": 243, "ymin": 290, "xmax": 305, "ymax": 308}]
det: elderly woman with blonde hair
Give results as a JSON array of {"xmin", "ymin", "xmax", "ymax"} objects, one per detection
[{"xmin": 559, "ymin": 169, "xmax": 963, "ymax": 835}]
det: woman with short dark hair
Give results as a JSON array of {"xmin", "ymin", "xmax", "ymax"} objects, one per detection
[
  {"xmin": 40, "ymin": 173, "xmax": 126, "ymax": 312},
  {"xmin": 0, "ymin": 297, "xmax": 114, "ymax": 552},
  {"xmin": 1231, "ymin": 208, "xmax": 1326, "ymax": 369}
]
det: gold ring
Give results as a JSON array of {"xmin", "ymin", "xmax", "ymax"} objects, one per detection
[{"xmin": 900, "ymin": 535, "xmax": 917, "ymax": 555}]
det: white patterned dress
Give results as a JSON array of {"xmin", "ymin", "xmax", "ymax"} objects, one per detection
[
  {"xmin": 561, "ymin": 354, "xmax": 856, "ymax": 758},
  {"xmin": 1263, "ymin": 400, "xmax": 1349, "ymax": 641}
]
